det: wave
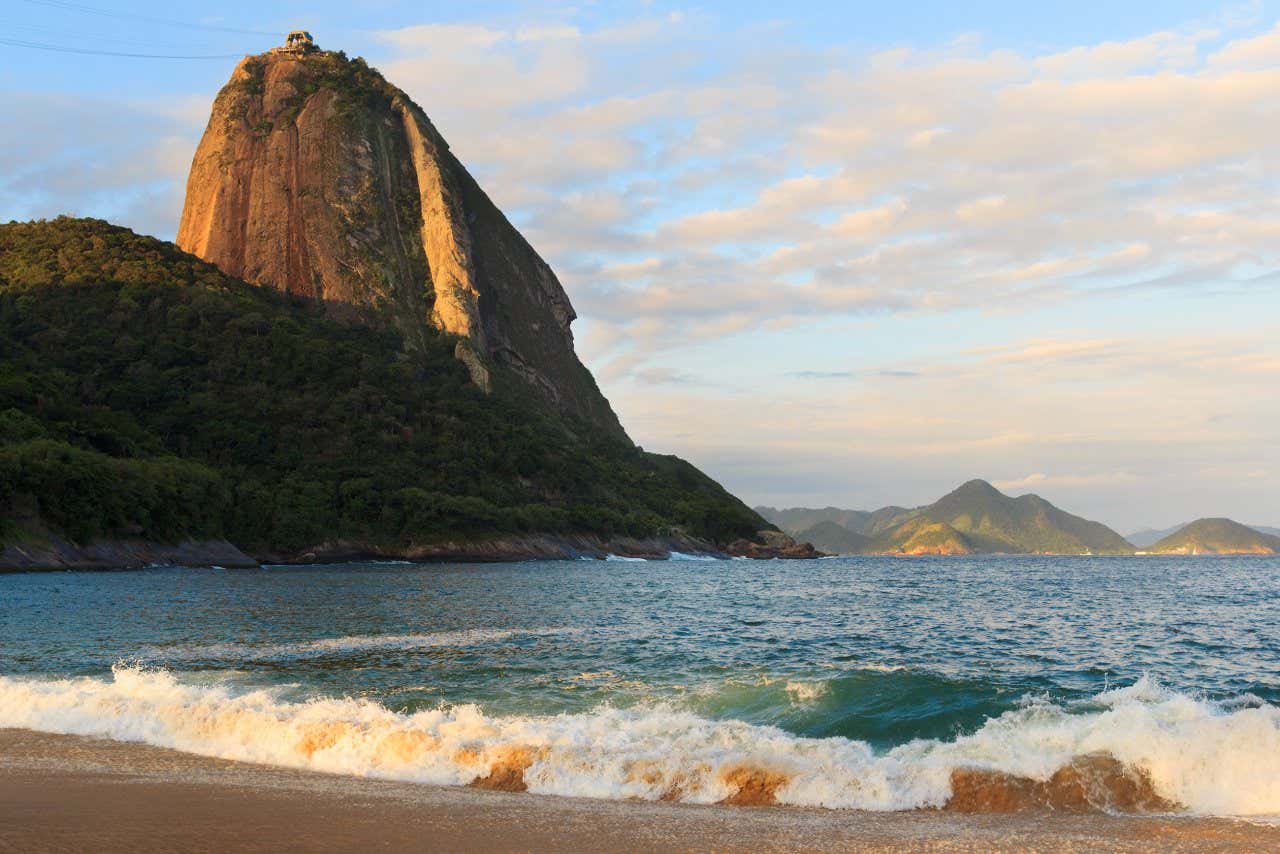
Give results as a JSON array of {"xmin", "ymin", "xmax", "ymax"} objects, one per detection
[
  {"xmin": 0, "ymin": 668, "xmax": 1275, "ymax": 815},
  {"xmin": 599, "ymin": 551, "xmax": 722, "ymax": 562},
  {"xmin": 141, "ymin": 627, "xmax": 583, "ymax": 663}
]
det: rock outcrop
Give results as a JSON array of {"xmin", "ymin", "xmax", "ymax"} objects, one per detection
[
  {"xmin": 0, "ymin": 536, "xmax": 258, "ymax": 572},
  {"xmin": 726, "ymin": 530, "xmax": 824, "ymax": 560},
  {"xmin": 177, "ymin": 45, "xmax": 623, "ymax": 435}
]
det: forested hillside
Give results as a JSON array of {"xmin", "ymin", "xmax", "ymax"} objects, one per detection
[{"xmin": 0, "ymin": 218, "xmax": 765, "ymax": 557}]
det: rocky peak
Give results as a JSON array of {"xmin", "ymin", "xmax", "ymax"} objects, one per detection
[{"xmin": 177, "ymin": 47, "xmax": 625, "ymax": 437}]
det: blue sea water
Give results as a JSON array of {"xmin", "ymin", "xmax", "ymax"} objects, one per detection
[{"xmin": 2, "ymin": 555, "xmax": 1278, "ymax": 814}]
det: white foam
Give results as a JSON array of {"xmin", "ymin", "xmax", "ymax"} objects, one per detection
[
  {"xmin": 143, "ymin": 627, "xmax": 582, "ymax": 662},
  {"xmin": 666, "ymin": 551, "xmax": 721, "ymax": 562},
  {"xmin": 784, "ymin": 680, "xmax": 829, "ymax": 704},
  {"xmin": 604, "ymin": 554, "xmax": 648, "ymax": 562},
  {"xmin": 0, "ymin": 667, "xmax": 1275, "ymax": 816}
]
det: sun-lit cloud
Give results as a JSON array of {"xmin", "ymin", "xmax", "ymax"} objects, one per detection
[
  {"xmin": 363, "ymin": 13, "xmax": 1280, "ymax": 389},
  {"xmin": 0, "ymin": 91, "xmax": 199, "ymax": 237}
]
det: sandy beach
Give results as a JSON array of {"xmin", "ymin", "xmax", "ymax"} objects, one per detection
[{"xmin": 0, "ymin": 729, "xmax": 1274, "ymax": 853}]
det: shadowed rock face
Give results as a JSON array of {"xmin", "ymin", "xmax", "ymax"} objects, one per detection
[{"xmin": 178, "ymin": 49, "xmax": 625, "ymax": 437}]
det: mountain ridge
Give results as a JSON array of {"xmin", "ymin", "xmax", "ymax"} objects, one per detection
[
  {"xmin": 761, "ymin": 480, "xmax": 1135, "ymax": 554},
  {"xmin": 1129, "ymin": 521, "xmax": 1280, "ymax": 548},
  {"xmin": 1145, "ymin": 518, "xmax": 1280, "ymax": 555}
]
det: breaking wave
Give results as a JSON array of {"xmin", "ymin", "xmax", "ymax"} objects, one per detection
[{"xmin": 0, "ymin": 667, "xmax": 1276, "ymax": 815}]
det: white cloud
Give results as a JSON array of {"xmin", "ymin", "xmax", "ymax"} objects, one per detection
[{"xmin": 359, "ymin": 12, "xmax": 1280, "ymax": 382}]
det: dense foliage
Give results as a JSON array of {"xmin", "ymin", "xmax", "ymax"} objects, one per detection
[{"xmin": 0, "ymin": 218, "xmax": 764, "ymax": 551}]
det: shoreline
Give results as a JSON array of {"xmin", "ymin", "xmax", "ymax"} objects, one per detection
[
  {"xmin": 0, "ymin": 729, "xmax": 1274, "ymax": 852},
  {"xmin": 0, "ymin": 531, "xmax": 822, "ymax": 572},
  {"xmin": 0, "ymin": 532, "xmax": 726, "ymax": 573},
  {"xmin": 5, "ymin": 541, "xmax": 1273, "ymax": 572}
]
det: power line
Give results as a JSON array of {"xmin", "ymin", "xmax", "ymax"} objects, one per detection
[
  {"xmin": 19, "ymin": 0, "xmax": 281, "ymax": 37},
  {"xmin": 9, "ymin": 20, "xmax": 229, "ymax": 49},
  {"xmin": 0, "ymin": 36, "xmax": 247, "ymax": 59}
]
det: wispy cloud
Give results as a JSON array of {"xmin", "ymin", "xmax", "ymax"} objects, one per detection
[
  {"xmin": 366, "ymin": 13, "xmax": 1280, "ymax": 381},
  {"xmin": 790, "ymin": 370, "xmax": 855, "ymax": 380}
]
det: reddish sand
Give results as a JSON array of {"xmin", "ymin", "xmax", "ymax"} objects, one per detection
[{"xmin": 0, "ymin": 729, "xmax": 1275, "ymax": 853}]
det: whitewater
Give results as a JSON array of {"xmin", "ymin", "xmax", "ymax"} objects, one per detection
[
  {"xmin": 0, "ymin": 665, "xmax": 1277, "ymax": 815},
  {"xmin": 2, "ymin": 555, "xmax": 1277, "ymax": 817}
]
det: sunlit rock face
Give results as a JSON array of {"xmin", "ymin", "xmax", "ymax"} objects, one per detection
[{"xmin": 178, "ymin": 46, "xmax": 625, "ymax": 436}]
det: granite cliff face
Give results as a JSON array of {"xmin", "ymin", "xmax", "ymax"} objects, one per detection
[{"xmin": 177, "ymin": 46, "xmax": 623, "ymax": 435}]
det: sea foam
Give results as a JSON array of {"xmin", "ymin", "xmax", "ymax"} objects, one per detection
[
  {"xmin": 142, "ymin": 627, "xmax": 583, "ymax": 662},
  {"xmin": 0, "ymin": 667, "xmax": 1275, "ymax": 815}
]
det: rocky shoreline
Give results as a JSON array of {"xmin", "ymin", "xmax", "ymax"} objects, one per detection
[
  {"xmin": 1, "ymin": 531, "xmax": 822, "ymax": 572},
  {"xmin": 0, "ymin": 536, "xmax": 259, "ymax": 572}
]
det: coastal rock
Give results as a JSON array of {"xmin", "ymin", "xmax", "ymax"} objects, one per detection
[
  {"xmin": 177, "ymin": 46, "xmax": 624, "ymax": 435},
  {"xmin": 0, "ymin": 536, "xmax": 258, "ymax": 572},
  {"xmin": 253, "ymin": 532, "xmax": 730, "ymax": 565},
  {"xmin": 725, "ymin": 531, "xmax": 824, "ymax": 560}
]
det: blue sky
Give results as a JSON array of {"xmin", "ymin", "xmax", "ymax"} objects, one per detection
[
  {"xmin": 3, "ymin": 1, "xmax": 1278, "ymax": 530},
  {"xmin": 6, "ymin": 1, "xmax": 1262, "ymax": 93}
]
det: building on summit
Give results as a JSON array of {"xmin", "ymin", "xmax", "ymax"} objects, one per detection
[{"xmin": 272, "ymin": 31, "xmax": 317, "ymax": 55}]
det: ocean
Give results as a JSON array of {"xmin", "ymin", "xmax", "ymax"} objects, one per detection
[{"xmin": 2, "ymin": 555, "xmax": 1277, "ymax": 817}]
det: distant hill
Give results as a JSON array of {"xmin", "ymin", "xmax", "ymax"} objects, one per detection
[
  {"xmin": 756, "ymin": 505, "xmax": 911, "ymax": 536},
  {"xmin": 793, "ymin": 520, "xmax": 870, "ymax": 555},
  {"xmin": 756, "ymin": 506, "xmax": 871, "ymax": 533},
  {"xmin": 1130, "ymin": 522, "xmax": 1280, "ymax": 548},
  {"xmin": 1147, "ymin": 519, "xmax": 1280, "ymax": 555},
  {"xmin": 761, "ymin": 480, "xmax": 1134, "ymax": 555},
  {"xmin": 1126, "ymin": 525, "xmax": 1185, "ymax": 549}
]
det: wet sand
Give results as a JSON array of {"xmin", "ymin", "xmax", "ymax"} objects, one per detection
[{"xmin": 1, "ymin": 729, "xmax": 1275, "ymax": 852}]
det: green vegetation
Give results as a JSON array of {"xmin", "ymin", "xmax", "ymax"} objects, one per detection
[
  {"xmin": 897, "ymin": 479, "xmax": 1134, "ymax": 554},
  {"xmin": 0, "ymin": 218, "xmax": 764, "ymax": 553},
  {"xmin": 793, "ymin": 520, "xmax": 870, "ymax": 555},
  {"xmin": 890, "ymin": 520, "xmax": 972, "ymax": 555},
  {"xmin": 758, "ymin": 504, "xmax": 913, "ymax": 540},
  {"xmin": 763, "ymin": 480, "xmax": 1134, "ymax": 555},
  {"xmin": 1147, "ymin": 518, "xmax": 1280, "ymax": 554}
]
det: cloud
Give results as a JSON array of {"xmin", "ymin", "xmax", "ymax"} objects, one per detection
[
  {"xmin": 993, "ymin": 472, "xmax": 1143, "ymax": 492},
  {"xmin": 790, "ymin": 370, "xmax": 855, "ymax": 380},
  {"xmin": 359, "ymin": 13, "xmax": 1280, "ymax": 382},
  {"xmin": 612, "ymin": 327, "xmax": 1280, "ymax": 528},
  {"xmin": 0, "ymin": 91, "xmax": 197, "ymax": 238}
]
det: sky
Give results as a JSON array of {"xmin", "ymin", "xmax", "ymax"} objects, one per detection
[{"xmin": 2, "ymin": 1, "xmax": 1278, "ymax": 532}]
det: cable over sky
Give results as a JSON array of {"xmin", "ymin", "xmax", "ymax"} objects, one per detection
[
  {"xmin": 0, "ymin": 37, "xmax": 249, "ymax": 59},
  {"xmin": 19, "ymin": 0, "xmax": 280, "ymax": 37}
]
